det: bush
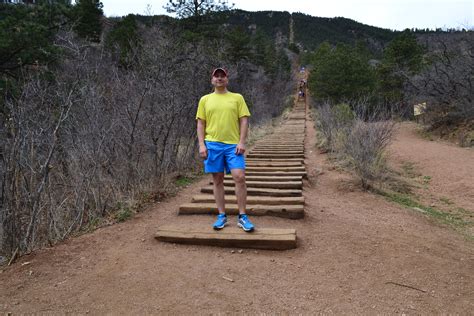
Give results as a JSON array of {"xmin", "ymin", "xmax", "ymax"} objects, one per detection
[
  {"xmin": 344, "ymin": 119, "xmax": 395, "ymax": 189},
  {"xmin": 314, "ymin": 100, "xmax": 395, "ymax": 189}
]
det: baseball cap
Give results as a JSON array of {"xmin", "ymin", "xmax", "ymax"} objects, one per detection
[{"xmin": 211, "ymin": 67, "xmax": 227, "ymax": 77}]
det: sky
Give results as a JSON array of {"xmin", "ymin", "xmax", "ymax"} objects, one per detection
[{"xmin": 100, "ymin": 0, "xmax": 473, "ymax": 31}]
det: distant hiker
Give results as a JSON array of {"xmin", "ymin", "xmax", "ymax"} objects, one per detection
[
  {"xmin": 298, "ymin": 88, "xmax": 305, "ymax": 99},
  {"xmin": 196, "ymin": 67, "xmax": 255, "ymax": 232}
]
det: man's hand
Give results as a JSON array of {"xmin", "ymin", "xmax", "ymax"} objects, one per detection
[
  {"xmin": 235, "ymin": 143, "xmax": 246, "ymax": 155},
  {"xmin": 199, "ymin": 144, "xmax": 208, "ymax": 159}
]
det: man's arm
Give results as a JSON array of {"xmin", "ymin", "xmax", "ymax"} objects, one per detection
[
  {"xmin": 197, "ymin": 119, "xmax": 207, "ymax": 159},
  {"xmin": 236, "ymin": 116, "xmax": 249, "ymax": 155}
]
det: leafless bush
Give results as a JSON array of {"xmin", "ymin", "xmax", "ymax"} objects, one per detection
[
  {"xmin": 0, "ymin": 24, "xmax": 293, "ymax": 256},
  {"xmin": 344, "ymin": 119, "xmax": 395, "ymax": 189},
  {"xmin": 409, "ymin": 33, "xmax": 473, "ymax": 131},
  {"xmin": 315, "ymin": 101, "xmax": 354, "ymax": 153},
  {"xmin": 314, "ymin": 99, "xmax": 396, "ymax": 189}
]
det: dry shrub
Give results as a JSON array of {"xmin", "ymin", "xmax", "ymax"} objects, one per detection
[
  {"xmin": 344, "ymin": 119, "xmax": 395, "ymax": 189},
  {"xmin": 314, "ymin": 100, "xmax": 396, "ymax": 189}
]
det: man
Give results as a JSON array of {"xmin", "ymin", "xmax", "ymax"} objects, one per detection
[{"xmin": 196, "ymin": 67, "xmax": 255, "ymax": 232}]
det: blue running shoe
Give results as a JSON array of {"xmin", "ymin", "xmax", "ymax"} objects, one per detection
[
  {"xmin": 238, "ymin": 214, "xmax": 254, "ymax": 232},
  {"xmin": 213, "ymin": 213, "xmax": 227, "ymax": 230}
]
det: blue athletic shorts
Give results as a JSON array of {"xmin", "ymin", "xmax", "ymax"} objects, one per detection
[{"xmin": 204, "ymin": 141, "xmax": 245, "ymax": 174}]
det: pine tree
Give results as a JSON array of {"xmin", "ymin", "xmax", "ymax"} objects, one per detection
[
  {"xmin": 163, "ymin": 0, "xmax": 232, "ymax": 27},
  {"xmin": 73, "ymin": 0, "xmax": 103, "ymax": 42}
]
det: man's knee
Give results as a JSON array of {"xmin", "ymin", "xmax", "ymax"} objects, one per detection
[
  {"xmin": 232, "ymin": 170, "xmax": 246, "ymax": 184},
  {"xmin": 212, "ymin": 173, "xmax": 225, "ymax": 185}
]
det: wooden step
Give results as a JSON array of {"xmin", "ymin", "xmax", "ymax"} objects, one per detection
[
  {"xmin": 246, "ymin": 162, "xmax": 303, "ymax": 167},
  {"xmin": 178, "ymin": 203, "xmax": 304, "ymax": 219},
  {"xmin": 155, "ymin": 226, "xmax": 297, "ymax": 250},
  {"xmin": 246, "ymin": 171, "xmax": 307, "ymax": 177},
  {"xmin": 247, "ymin": 154, "xmax": 305, "ymax": 159},
  {"xmin": 246, "ymin": 158, "xmax": 304, "ymax": 162},
  {"xmin": 201, "ymin": 186, "xmax": 302, "ymax": 196},
  {"xmin": 224, "ymin": 175, "xmax": 303, "ymax": 182},
  {"xmin": 217, "ymin": 180, "xmax": 302, "ymax": 189},
  {"xmin": 253, "ymin": 146, "xmax": 304, "ymax": 150},
  {"xmin": 258, "ymin": 142, "xmax": 304, "ymax": 145},
  {"xmin": 250, "ymin": 150, "xmax": 304, "ymax": 154},
  {"xmin": 192, "ymin": 194, "xmax": 305, "ymax": 205},
  {"xmin": 246, "ymin": 166, "xmax": 306, "ymax": 172}
]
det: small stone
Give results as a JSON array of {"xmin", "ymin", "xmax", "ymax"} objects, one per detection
[
  {"xmin": 141, "ymin": 239, "xmax": 145, "ymax": 242},
  {"xmin": 254, "ymin": 250, "xmax": 258, "ymax": 254},
  {"xmin": 270, "ymin": 259, "xmax": 275, "ymax": 262},
  {"xmin": 238, "ymin": 249, "xmax": 243, "ymax": 254},
  {"xmin": 230, "ymin": 250, "xmax": 235, "ymax": 254}
]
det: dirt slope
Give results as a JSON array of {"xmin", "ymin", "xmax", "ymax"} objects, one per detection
[{"xmin": 0, "ymin": 117, "xmax": 473, "ymax": 314}]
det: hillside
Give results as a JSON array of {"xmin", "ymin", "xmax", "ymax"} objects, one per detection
[{"xmin": 167, "ymin": 9, "xmax": 398, "ymax": 52}]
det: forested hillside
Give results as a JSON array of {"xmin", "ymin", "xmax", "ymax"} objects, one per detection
[
  {"xmin": 1, "ymin": 0, "xmax": 472, "ymax": 259},
  {"xmin": 0, "ymin": 1, "xmax": 293, "ymax": 256}
]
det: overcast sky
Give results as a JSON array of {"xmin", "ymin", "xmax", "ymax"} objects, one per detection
[{"xmin": 100, "ymin": 0, "xmax": 473, "ymax": 31}]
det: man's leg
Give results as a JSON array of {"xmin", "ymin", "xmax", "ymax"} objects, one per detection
[
  {"xmin": 231, "ymin": 168, "xmax": 246, "ymax": 214},
  {"xmin": 212, "ymin": 172, "xmax": 226, "ymax": 214}
]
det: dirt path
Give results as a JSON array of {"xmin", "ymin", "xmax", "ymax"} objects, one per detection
[
  {"xmin": 389, "ymin": 122, "xmax": 474, "ymax": 212},
  {"xmin": 1, "ymin": 116, "xmax": 473, "ymax": 314}
]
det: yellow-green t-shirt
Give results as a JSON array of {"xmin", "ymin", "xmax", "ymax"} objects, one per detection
[{"xmin": 196, "ymin": 92, "xmax": 251, "ymax": 144}]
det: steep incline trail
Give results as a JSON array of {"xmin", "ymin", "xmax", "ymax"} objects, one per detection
[{"xmin": 0, "ymin": 93, "xmax": 473, "ymax": 314}]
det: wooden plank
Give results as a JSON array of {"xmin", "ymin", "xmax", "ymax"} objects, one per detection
[
  {"xmin": 251, "ymin": 147, "xmax": 304, "ymax": 150},
  {"xmin": 178, "ymin": 203, "xmax": 304, "ymax": 219},
  {"xmin": 217, "ymin": 180, "xmax": 302, "ymax": 189},
  {"xmin": 246, "ymin": 158, "xmax": 304, "ymax": 162},
  {"xmin": 250, "ymin": 150, "xmax": 304, "ymax": 154},
  {"xmin": 201, "ymin": 186, "xmax": 302, "ymax": 196},
  {"xmin": 246, "ymin": 162, "xmax": 303, "ymax": 167},
  {"xmin": 246, "ymin": 171, "xmax": 307, "ymax": 177},
  {"xmin": 247, "ymin": 154, "xmax": 305, "ymax": 159},
  {"xmin": 192, "ymin": 194, "xmax": 305, "ymax": 205},
  {"xmin": 258, "ymin": 139, "xmax": 304, "ymax": 146},
  {"xmin": 224, "ymin": 175, "xmax": 302, "ymax": 182},
  {"xmin": 155, "ymin": 226, "xmax": 297, "ymax": 250},
  {"xmin": 246, "ymin": 166, "xmax": 306, "ymax": 171}
]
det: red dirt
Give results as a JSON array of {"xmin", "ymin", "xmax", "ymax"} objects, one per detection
[
  {"xmin": 0, "ymin": 118, "xmax": 473, "ymax": 314},
  {"xmin": 389, "ymin": 122, "xmax": 474, "ymax": 212}
]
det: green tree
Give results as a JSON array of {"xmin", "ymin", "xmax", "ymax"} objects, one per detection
[
  {"xmin": 105, "ymin": 14, "xmax": 140, "ymax": 68},
  {"xmin": 0, "ymin": 2, "xmax": 70, "ymax": 110},
  {"xmin": 309, "ymin": 43, "xmax": 376, "ymax": 102},
  {"xmin": 225, "ymin": 26, "xmax": 251, "ymax": 62},
  {"xmin": 376, "ymin": 30, "xmax": 424, "ymax": 103},
  {"xmin": 164, "ymin": 0, "xmax": 232, "ymax": 27},
  {"xmin": 72, "ymin": 0, "xmax": 103, "ymax": 42}
]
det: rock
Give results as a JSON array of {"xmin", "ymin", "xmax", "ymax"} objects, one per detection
[{"xmin": 238, "ymin": 249, "xmax": 243, "ymax": 254}]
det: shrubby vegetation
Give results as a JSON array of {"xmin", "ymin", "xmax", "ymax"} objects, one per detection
[
  {"xmin": 308, "ymin": 29, "xmax": 472, "ymax": 188},
  {"xmin": 314, "ymin": 101, "xmax": 395, "ymax": 189},
  {"xmin": 0, "ymin": 2, "xmax": 292, "ymax": 255}
]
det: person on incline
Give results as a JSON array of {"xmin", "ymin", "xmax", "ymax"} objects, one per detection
[{"xmin": 196, "ymin": 67, "xmax": 255, "ymax": 232}]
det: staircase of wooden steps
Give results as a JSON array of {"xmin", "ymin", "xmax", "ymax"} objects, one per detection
[{"xmin": 156, "ymin": 79, "xmax": 308, "ymax": 250}]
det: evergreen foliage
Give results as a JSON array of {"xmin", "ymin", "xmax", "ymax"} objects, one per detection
[
  {"xmin": 105, "ymin": 14, "xmax": 140, "ymax": 68},
  {"xmin": 292, "ymin": 13, "xmax": 396, "ymax": 51},
  {"xmin": 0, "ymin": 2, "xmax": 70, "ymax": 110},
  {"xmin": 376, "ymin": 30, "xmax": 424, "ymax": 103},
  {"xmin": 164, "ymin": 0, "xmax": 233, "ymax": 27},
  {"xmin": 72, "ymin": 0, "xmax": 103, "ymax": 42},
  {"xmin": 308, "ymin": 42, "xmax": 376, "ymax": 102}
]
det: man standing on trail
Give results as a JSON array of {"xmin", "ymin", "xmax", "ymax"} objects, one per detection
[{"xmin": 196, "ymin": 67, "xmax": 255, "ymax": 232}]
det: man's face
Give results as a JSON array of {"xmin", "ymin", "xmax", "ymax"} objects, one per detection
[{"xmin": 211, "ymin": 71, "xmax": 228, "ymax": 88}]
